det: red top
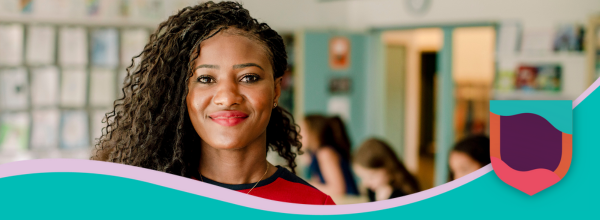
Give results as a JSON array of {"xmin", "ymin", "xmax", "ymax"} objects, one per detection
[{"xmin": 195, "ymin": 166, "xmax": 335, "ymax": 205}]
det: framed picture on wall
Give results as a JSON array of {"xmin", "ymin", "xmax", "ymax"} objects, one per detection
[{"xmin": 329, "ymin": 36, "xmax": 350, "ymax": 70}]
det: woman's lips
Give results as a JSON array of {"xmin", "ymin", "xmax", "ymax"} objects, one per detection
[{"xmin": 209, "ymin": 111, "xmax": 249, "ymax": 126}]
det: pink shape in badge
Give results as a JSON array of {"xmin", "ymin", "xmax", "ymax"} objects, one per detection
[{"xmin": 491, "ymin": 157, "xmax": 560, "ymax": 196}]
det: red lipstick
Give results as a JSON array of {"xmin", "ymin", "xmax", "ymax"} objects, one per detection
[{"xmin": 209, "ymin": 111, "xmax": 249, "ymax": 126}]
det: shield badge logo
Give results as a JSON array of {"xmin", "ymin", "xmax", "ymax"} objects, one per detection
[{"xmin": 490, "ymin": 100, "xmax": 572, "ymax": 196}]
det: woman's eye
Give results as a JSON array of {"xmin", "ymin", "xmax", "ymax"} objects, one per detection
[
  {"xmin": 241, "ymin": 74, "xmax": 260, "ymax": 83},
  {"xmin": 197, "ymin": 76, "xmax": 214, "ymax": 84}
]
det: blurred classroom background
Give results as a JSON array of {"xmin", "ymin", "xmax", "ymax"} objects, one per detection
[{"xmin": 1, "ymin": 0, "xmax": 599, "ymax": 204}]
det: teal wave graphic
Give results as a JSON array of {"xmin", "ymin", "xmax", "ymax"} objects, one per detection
[{"xmin": 490, "ymin": 100, "xmax": 572, "ymax": 134}]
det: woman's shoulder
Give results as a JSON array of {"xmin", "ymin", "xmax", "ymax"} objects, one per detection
[
  {"xmin": 264, "ymin": 166, "xmax": 336, "ymax": 205},
  {"xmin": 315, "ymin": 146, "xmax": 341, "ymax": 160}
]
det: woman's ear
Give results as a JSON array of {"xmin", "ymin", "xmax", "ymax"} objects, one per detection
[{"xmin": 274, "ymin": 77, "xmax": 282, "ymax": 105}]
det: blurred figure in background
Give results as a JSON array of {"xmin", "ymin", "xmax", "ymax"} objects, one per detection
[
  {"xmin": 300, "ymin": 115, "xmax": 359, "ymax": 197},
  {"xmin": 354, "ymin": 138, "xmax": 420, "ymax": 202},
  {"xmin": 449, "ymin": 135, "xmax": 490, "ymax": 180}
]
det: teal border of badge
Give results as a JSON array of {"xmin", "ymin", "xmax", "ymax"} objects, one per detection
[
  {"xmin": 490, "ymin": 100, "xmax": 572, "ymax": 134},
  {"xmin": 0, "ymin": 77, "xmax": 599, "ymax": 219}
]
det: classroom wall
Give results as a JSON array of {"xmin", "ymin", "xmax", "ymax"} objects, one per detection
[
  {"xmin": 241, "ymin": 0, "xmax": 349, "ymax": 32},
  {"xmin": 4, "ymin": 0, "xmax": 598, "ymax": 31},
  {"xmin": 346, "ymin": 0, "xmax": 600, "ymax": 30},
  {"xmin": 301, "ymin": 31, "xmax": 367, "ymax": 148}
]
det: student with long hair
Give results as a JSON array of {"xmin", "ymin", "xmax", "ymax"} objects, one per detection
[
  {"xmin": 300, "ymin": 115, "xmax": 359, "ymax": 196},
  {"xmin": 91, "ymin": 1, "xmax": 335, "ymax": 205},
  {"xmin": 449, "ymin": 135, "xmax": 490, "ymax": 180},
  {"xmin": 353, "ymin": 138, "xmax": 420, "ymax": 202}
]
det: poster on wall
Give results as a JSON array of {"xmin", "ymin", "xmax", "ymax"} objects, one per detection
[
  {"xmin": 495, "ymin": 70, "xmax": 516, "ymax": 93},
  {"xmin": 329, "ymin": 77, "xmax": 352, "ymax": 94},
  {"xmin": 60, "ymin": 67, "xmax": 88, "ymax": 108},
  {"xmin": 497, "ymin": 22, "xmax": 521, "ymax": 56},
  {"xmin": 0, "ymin": 24, "xmax": 24, "ymax": 66},
  {"xmin": 0, "ymin": 68, "xmax": 29, "ymax": 110},
  {"xmin": 0, "ymin": 112, "xmax": 30, "ymax": 153},
  {"xmin": 26, "ymin": 25, "xmax": 56, "ymax": 65},
  {"xmin": 91, "ymin": 28, "xmax": 119, "ymax": 67},
  {"xmin": 327, "ymin": 96, "xmax": 351, "ymax": 123},
  {"xmin": 515, "ymin": 64, "xmax": 562, "ymax": 92},
  {"xmin": 553, "ymin": 24, "xmax": 584, "ymax": 52},
  {"xmin": 59, "ymin": 27, "xmax": 88, "ymax": 66},
  {"xmin": 520, "ymin": 28, "xmax": 554, "ymax": 53},
  {"xmin": 329, "ymin": 37, "xmax": 351, "ymax": 70},
  {"xmin": 31, "ymin": 109, "xmax": 60, "ymax": 150},
  {"xmin": 59, "ymin": 111, "xmax": 89, "ymax": 149},
  {"xmin": 89, "ymin": 68, "xmax": 116, "ymax": 107},
  {"xmin": 31, "ymin": 66, "xmax": 60, "ymax": 107}
]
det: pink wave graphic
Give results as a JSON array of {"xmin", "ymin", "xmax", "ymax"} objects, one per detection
[
  {"xmin": 0, "ymin": 159, "xmax": 492, "ymax": 215},
  {"xmin": 491, "ymin": 157, "xmax": 560, "ymax": 196},
  {"xmin": 574, "ymin": 75, "xmax": 600, "ymax": 108}
]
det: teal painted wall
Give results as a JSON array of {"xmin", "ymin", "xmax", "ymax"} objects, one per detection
[{"xmin": 303, "ymin": 32, "xmax": 367, "ymax": 148}]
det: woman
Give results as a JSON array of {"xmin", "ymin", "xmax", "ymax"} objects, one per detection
[
  {"xmin": 300, "ymin": 115, "xmax": 358, "ymax": 196},
  {"xmin": 92, "ymin": 1, "xmax": 334, "ymax": 205},
  {"xmin": 449, "ymin": 135, "xmax": 490, "ymax": 180},
  {"xmin": 353, "ymin": 138, "xmax": 420, "ymax": 202}
]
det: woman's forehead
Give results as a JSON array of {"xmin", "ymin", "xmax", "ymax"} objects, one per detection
[{"xmin": 196, "ymin": 31, "xmax": 270, "ymax": 67}]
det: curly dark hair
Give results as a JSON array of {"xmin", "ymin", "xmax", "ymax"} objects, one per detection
[{"xmin": 91, "ymin": 1, "xmax": 302, "ymax": 178}]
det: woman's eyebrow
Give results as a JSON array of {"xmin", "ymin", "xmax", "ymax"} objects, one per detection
[
  {"xmin": 233, "ymin": 63, "xmax": 264, "ymax": 70},
  {"xmin": 195, "ymin": 64, "xmax": 219, "ymax": 70}
]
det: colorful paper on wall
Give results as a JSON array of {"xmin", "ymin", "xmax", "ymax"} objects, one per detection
[
  {"xmin": 31, "ymin": 66, "xmax": 60, "ymax": 107},
  {"xmin": 553, "ymin": 24, "xmax": 584, "ymax": 52},
  {"xmin": 0, "ymin": 68, "xmax": 29, "ymax": 110},
  {"xmin": 26, "ymin": 25, "xmax": 56, "ymax": 65},
  {"xmin": 0, "ymin": 24, "xmax": 24, "ymax": 66},
  {"xmin": 520, "ymin": 28, "xmax": 554, "ymax": 53},
  {"xmin": 496, "ymin": 70, "xmax": 516, "ymax": 92},
  {"xmin": 60, "ymin": 67, "xmax": 88, "ymax": 108},
  {"xmin": 497, "ymin": 22, "xmax": 521, "ymax": 56},
  {"xmin": 536, "ymin": 64, "xmax": 562, "ymax": 91},
  {"xmin": 91, "ymin": 28, "xmax": 119, "ymax": 67},
  {"xmin": 30, "ymin": 109, "xmax": 60, "ymax": 150},
  {"xmin": 515, "ymin": 64, "xmax": 562, "ymax": 92},
  {"xmin": 59, "ymin": 111, "xmax": 89, "ymax": 149},
  {"xmin": 59, "ymin": 27, "xmax": 88, "ymax": 66},
  {"xmin": 89, "ymin": 68, "xmax": 116, "ymax": 107},
  {"xmin": 0, "ymin": 112, "xmax": 30, "ymax": 152},
  {"xmin": 327, "ymin": 96, "xmax": 351, "ymax": 123}
]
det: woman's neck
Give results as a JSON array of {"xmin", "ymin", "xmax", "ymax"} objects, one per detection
[{"xmin": 199, "ymin": 136, "xmax": 274, "ymax": 185}]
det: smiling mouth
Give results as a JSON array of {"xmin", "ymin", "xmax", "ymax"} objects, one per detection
[{"xmin": 209, "ymin": 111, "xmax": 249, "ymax": 126}]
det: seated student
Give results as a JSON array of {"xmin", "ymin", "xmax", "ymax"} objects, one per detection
[
  {"xmin": 449, "ymin": 135, "xmax": 491, "ymax": 180},
  {"xmin": 353, "ymin": 138, "xmax": 420, "ymax": 202},
  {"xmin": 300, "ymin": 115, "xmax": 359, "ymax": 197}
]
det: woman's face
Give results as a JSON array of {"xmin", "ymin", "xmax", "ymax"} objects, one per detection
[
  {"xmin": 353, "ymin": 165, "xmax": 389, "ymax": 190},
  {"xmin": 449, "ymin": 151, "xmax": 483, "ymax": 180},
  {"xmin": 187, "ymin": 31, "xmax": 281, "ymax": 150},
  {"xmin": 299, "ymin": 120, "xmax": 314, "ymax": 151}
]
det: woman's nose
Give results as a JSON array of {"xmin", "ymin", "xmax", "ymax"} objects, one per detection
[{"xmin": 213, "ymin": 78, "xmax": 243, "ymax": 107}]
